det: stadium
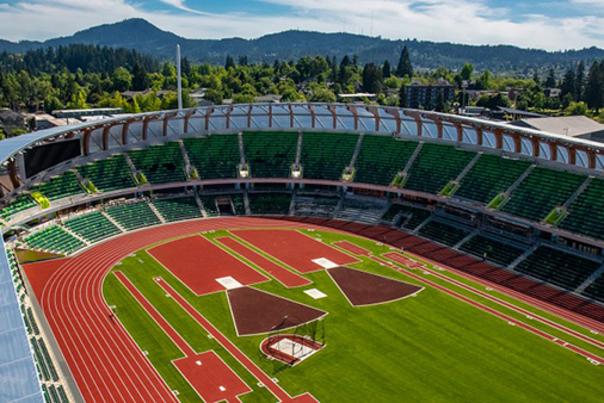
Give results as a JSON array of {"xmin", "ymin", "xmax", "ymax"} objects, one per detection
[{"xmin": 2, "ymin": 102, "xmax": 604, "ymax": 402}]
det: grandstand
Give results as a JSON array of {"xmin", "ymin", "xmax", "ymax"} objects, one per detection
[{"xmin": 3, "ymin": 103, "xmax": 604, "ymax": 402}]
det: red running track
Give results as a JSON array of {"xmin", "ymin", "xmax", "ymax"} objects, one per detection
[{"xmin": 27, "ymin": 217, "xmax": 308, "ymax": 402}]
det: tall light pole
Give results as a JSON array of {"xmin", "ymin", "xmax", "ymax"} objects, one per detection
[{"xmin": 176, "ymin": 44, "xmax": 183, "ymax": 111}]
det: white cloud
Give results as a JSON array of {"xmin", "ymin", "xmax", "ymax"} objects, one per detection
[{"xmin": 0, "ymin": 0, "xmax": 602, "ymax": 51}]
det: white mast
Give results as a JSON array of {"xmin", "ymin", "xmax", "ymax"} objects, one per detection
[{"xmin": 176, "ymin": 44, "xmax": 183, "ymax": 111}]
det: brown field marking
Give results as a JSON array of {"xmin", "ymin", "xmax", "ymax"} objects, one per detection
[
  {"xmin": 227, "ymin": 287, "xmax": 327, "ymax": 336},
  {"xmin": 333, "ymin": 240, "xmax": 371, "ymax": 256},
  {"xmin": 326, "ymin": 266, "xmax": 423, "ymax": 307},
  {"xmin": 216, "ymin": 237, "xmax": 311, "ymax": 288},
  {"xmin": 231, "ymin": 229, "xmax": 358, "ymax": 273},
  {"xmin": 148, "ymin": 235, "xmax": 267, "ymax": 296}
]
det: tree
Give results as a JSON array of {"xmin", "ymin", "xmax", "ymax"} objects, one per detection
[
  {"xmin": 382, "ymin": 60, "xmax": 391, "ymax": 78},
  {"xmin": 398, "ymin": 85, "xmax": 407, "ymax": 107},
  {"xmin": 560, "ymin": 68, "xmax": 576, "ymax": 100},
  {"xmin": 575, "ymin": 61, "xmax": 585, "ymax": 101},
  {"xmin": 361, "ymin": 63, "xmax": 383, "ymax": 94},
  {"xmin": 585, "ymin": 61, "xmax": 603, "ymax": 112},
  {"xmin": 396, "ymin": 46, "xmax": 413, "ymax": 78},
  {"xmin": 544, "ymin": 68, "xmax": 557, "ymax": 88},
  {"xmin": 225, "ymin": 55, "xmax": 236, "ymax": 70},
  {"xmin": 564, "ymin": 101, "xmax": 588, "ymax": 116},
  {"xmin": 112, "ymin": 67, "xmax": 132, "ymax": 92},
  {"xmin": 460, "ymin": 63, "xmax": 474, "ymax": 82},
  {"xmin": 131, "ymin": 63, "xmax": 149, "ymax": 91},
  {"xmin": 476, "ymin": 93, "xmax": 510, "ymax": 109}
]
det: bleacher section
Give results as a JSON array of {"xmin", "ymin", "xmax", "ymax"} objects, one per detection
[
  {"xmin": 106, "ymin": 202, "xmax": 160, "ymax": 230},
  {"xmin": 397, "ymin": 206, "xmax": 432, "ymax": 230},
  {"xmin": 516, "ymin": 246, "xmax": 601, "ymax": 291},
  {"xmin": 583, "ymin": 274, "xmax": 604, "ymax": 303},
  {"xmin": 455, "ymin": 155, "xmax": 531, "ymax": 203},
  {"xmin": 184, "ymin": 136, "xmax": 240, "ymax": 179},
  {"xmin": 459, "ymin": 235, "xmax": 525, "ymax": 267},
  {"xmin": 295, "ymin": 196, "xmax": 340, "ymax": 217},
  {"xmin": 128, "ymin": 142, "xmax": 186, "ymax": 184},
  {"xmin": 405, "ymin": 144, "xmax": 475, "ymax": 194},
  {"xmin": 0, "ymin": 194, "xmax": 35, "ymax": 220},
  {"xmin": 354, "ymin": 136, "xmax": 417, "ymax": 185},
  {"xmin": 418, "ymin": 220, "xmax": 470, "ymax": 247},
  {"xmin": 64, "ymin": 211, "xmax": 121, "ymax": 243},
  {"xmin": 152, "ymin": 197, "xmax": 202, "ymax": 222},
  {"xmin": 301, "ymin": 132, "xmax": 358, "ymax": 180},
  {"xmin": 25, "ymin": 225, "xmax": 85, "ymax": 255},
  {"xmin": 200, "ymin": 196, "xmax": 219, "ymax": 216},
  {"xmin": 336, "ymin": 196, "xmax": 386, "ymax": 224},
  {"xmin": 560, "ymin": 178, "xmax": 604, "ymax": 240},
  {"xmin": 34, "ymin": 171, "xmax": 83, "ymax": 201},
  {"xmin": 244, "ymin": 132, "xmax": 297, "ymax": 177},
  {"xmin": 249, "ymin": 193, "xmax": 291, "ymax": 214},
  {"xmin": 232, "ymin": 195, "xmax": 245, "ymax": 215},
  {"xmin": 77, "ymin": 155, "xmax": 135, "ymax": 192},
  {"xmin": 502, "ymin": 168, "xmax": 585, "ymax": 222}
]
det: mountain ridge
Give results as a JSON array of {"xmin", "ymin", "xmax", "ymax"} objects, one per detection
[{"xmin": 2, "ymin": 18, "xmax": 603, "ymax": 71}]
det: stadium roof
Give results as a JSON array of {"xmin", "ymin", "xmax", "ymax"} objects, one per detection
[{"xmin": 0, "ymin": 237, "xmax": 44, "ymax": 403}]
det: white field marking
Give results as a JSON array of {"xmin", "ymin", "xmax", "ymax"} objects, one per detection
[
  {"xmin": 195, "ymin": 360, "xmax": 202, "ymax": 366},
  {"xmin": 216, "ymin": 276, "xmax": 244, "ymax": 290},
  {"xmin": 219, "ymin": 386, "xmax": 226, "ymax": 392},
  {"xmin": 304, "ymin": 288, "xmax": 327, "ymax": 300},
  {"xmin": 312, "ymin": 258, "xmax": 338, "ymax": 269},
  {"xmin": 269, "ymin": 338, "xmax": 317, "ymax": 362}
]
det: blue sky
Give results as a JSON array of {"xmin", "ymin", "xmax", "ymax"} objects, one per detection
[{"xmin": 0, "ymin": 0, "xmax": 603, "ymax": 50}]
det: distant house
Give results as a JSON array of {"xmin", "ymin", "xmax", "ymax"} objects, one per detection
[
  {"xmin": 254, "ymin": 94, "xmax": 283, "ymax": 103},
  {"xmin": 509, "ymin": 115, "xmax": 604, "ymax": 142},
  {"xmin": 544, "ymin": 88, "xmax": 562, "ymax": 98},
  {"xmin": 495, "ymin": 107, "xmax": 545, "ymax": 121},
  {"xmin": 402, "ymin": 79, "xmax": 454, "ymax": 109}
]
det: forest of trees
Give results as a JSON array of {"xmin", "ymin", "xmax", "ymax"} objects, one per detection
[{"xmin": 2, "ymin": 43, "xmax": 604, "ymax": 132}]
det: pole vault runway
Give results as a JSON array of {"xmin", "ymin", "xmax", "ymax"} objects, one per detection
[{"xmin": 29, "ymin": 217, "xmax": 308, "ymax": 402}]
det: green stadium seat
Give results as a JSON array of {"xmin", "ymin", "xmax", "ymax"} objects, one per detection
[
  {"xmin": 516, "ymin": 246, "xmax": 601, "ymax": 291},
  {"xmin": 559, "ymin": 178, "xmax": 604, "ymax": 240},
  {"xmin": 249, "ymin": 193, "xmax": 291, "ymax": 214},
  {"xmin": 502, "ymin": 168, "xmax": 585, "ymax": 222},
  {"xmin": 78, "ymin": 155, "xmax": 135, "ymax": 192},
  {"xmin": 152, "ymin": 197, "xmax": 202, "ymax": 222},
  {"xmin": 184, "ymin": 135, "xmax": 241, "ymax": 179},
  {"xmin": 301, "ymin": 132, "xmax": 358, "ymax": 180},
  {"xmin": 582, "ymin": 273, "xmax": 604, "ymax": 303},
  {"xmin": 106, "ymin": 202, "xmax": 161, "ymax": 230},
  {"xmin": 25, "ymin": 225, "xmax": 85, "ymax": 255},
  {"xmin": 456, "ymin": 154, "xmax": 531, "ymax": 203},
  {"xmin": 354, "ymin": 136, "xmax": 417, "ymax": 186},
  {"xmin": 0, "ymin": 194, "xmax": 36, "ymax": 220},
  {"xmin": 64, "ymin": 211, "xmax": 121, "ymax": 243},
  {"xmin": 418, "ymin": 220, "xmax": 470, "ymax": 246},
  {"xmin": 244, "ymin": 132, "xmax": 297, "ymax": 178},
  {"xmin": 128, "ymin": 142, "xmax": 186, "ymax": 184},
  {"xmin": 459, "ymin": 235, "xmax": 525, "ymax": 266},
  {"xmin": 33, "ymin": 171, "xmax": 83, "ymax": 201},
  {"xmin": 405, "ymin": 143, "xmax": 476, "ymax": 194}
]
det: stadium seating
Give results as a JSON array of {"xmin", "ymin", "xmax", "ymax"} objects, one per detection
[
  {"xmin": 25, "ymin": 225, "xmax": 85, "ymax": 255},
  {"xmin": 232, "ymin": 195, "xmax": 245, "ymax": 215},
  {"xmin": 34, "ymin": 171, "xmax": 83, "ymax": 201},
  {"xmin": 249, "ymin": 193, "xmax": 291, "ymax": 214},
  {"xmin": 515, "ymin": 246, "xmax": 601, "ymax": 291},
  {"xmin": 295, "ymin": 195, "xmax": 340, "ymax": 216},
  {"xmin": 64, "ymin": 211, "xmax": 121, "ymax": 243},
  {"xmin": 184, "ymin": 135, "xmax": 241, "ymax": 179},
  {"xmin": 455, "ymin": 155, "xmax": 531, "ymax": 203},
  {"xmin": 582, "ymin": 273, "xmax": 604, "ymax": 303},
  {"xmin": 354, "ymin": 136, "xmax": 417, "ymax": 186},
  {"xmin": 405, "ymin": 143, "xmax": 476, "ymax": 194},
  {"xmin": 152, "ymin": 197, "xmax": 202, "ymax": 222},
  {"xmin": 392, "ymin": 205, "xmax": 432, "ymax": 230},
  {"xmin": 77, "ymin": 155, "xmax": 135, "ymax": 192},
  {"xmin": 244, "ymin": 132, "xmax": 297, "ymax": 177},
  {"xmin": 559, "ymin": 178, "xmax": 604, "ymax": 240},
  {"xmin": 502, "ymin": 168, "xmax": 585, "ymax": 222},
  {"xmin": 200, "ymin": 196, "xmax": 219, "ymax": 216},
  {"xmin": 0, "ymin": 194, "xmax": 36, "ymax": 220},
  {"xmin": 128, "ymin": 142, "xmax": 186, "ymax": 184},
  {"xmin": 418, "ymin": 220, "xmax": 470, "ymax": 246},
  {"xmin": 301, "ymin": 132, "xmax": 358, "ymax": 180},
  {"xmin": 459, "ymin": 235, "xmax": 525, "ymax": 266},
  {"xmin": 105, "ymin": 202, "xmax": 161, "ymax": 230}
]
